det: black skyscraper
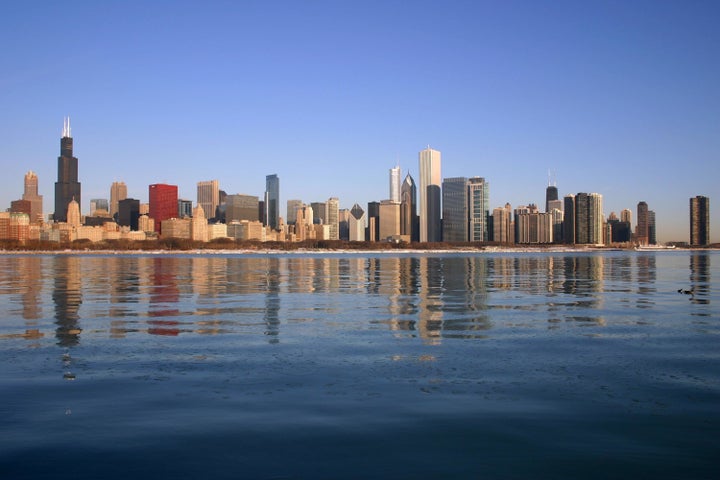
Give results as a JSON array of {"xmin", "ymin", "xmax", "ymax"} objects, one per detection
[
  {"xmin": 54, "ymin": 118, "xmax": 81, "ymax": 222},
  {"xmin": 546, "ymin": 185, "xmax": 558, "ymax": 213}
]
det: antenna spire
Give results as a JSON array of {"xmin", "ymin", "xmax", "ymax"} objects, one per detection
[{"xmin": 62, "ymin": 117, "xmax": 72, "ymax": 138}]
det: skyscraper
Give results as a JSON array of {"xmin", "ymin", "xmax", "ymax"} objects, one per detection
[
  {"xmin": 178, "ymin": 199, "xmax": 193, "ymax": 218},
  {"xmin": 563, "ymin": 195, "xmax": 575, "ymax": 244},
  {"xmin": 379, "ymin": 200, "xmax": 400, "ymax": 240},
  {"xmin": 636, "ymin": 201, "xmax": 649, "ymax": 245},
  {"xmin": 118, "ymin": 198, "xmax": 140, "ymax": 231},
  {"xmin": 226, "ymin": 195, "xmax": 259, "ymax": 223},
  {"xmin": 22, "ymin": 171, "xmax": 43, "ymax": 224},
  {"xmin": 197, "ymin": 180, "xmax": 219, "ymax": 222},
  {"xmin": 326, "ymin": 197, "xmax": 339, "ymax": 240},
  {"xmin": 468, "ymin": 177, "xmax": 490, "ymax": 242},
  {"xmin": 149, "ymin": 183, "xmax": 178, "ymax": 234},
  {"xmin": 690, "ymin": 196, "xmax": 710, "ymax": 246},
  {"xmin": 349, "ymin": 204, "xmax": 366, "ymax": 241},
  {"xmin": 419, "ymin": 146, "xmax": 441, "ymax": 242},
  {"xmin": 54, "ymin": 117, "xmax": 81, "ymax": 223},
  {"xmin": 389, "ymin": 165, "xmax": 401, "ymax": 203},
  {"xmin": 442, "ymin": 177, "xmax": 468, "ymax": 242},
  {"xmin": 575, "ymin": 193, "xmax": 603, "ymax": 245},
  {"xmin": 110, "ymin": 181, "xmax": 127, "ymax": 219},
  {"xmin": 265, "ymin": 174, "xmax": 280, "ymax": 229},
  {"xmin": 400, "ymin": 173, "xmax": 418, "ymax": 241},
  {"xmin": 648, "ymin": 210, "xmax": 657, "ymax": 245},
  {"xmin": 311, "ymin": 202, "xmax": 327, "ymax": 225},
  {"xmin": 545, "ymin": 184, "xmax": 559, "ymax": 213},
  {"xmin": 286, "ymin": 199, "xmax": 303, "ymax": 225},
  {"xmin": 493, "ymin": 204, "xmax": 513, "ymax": 244}
]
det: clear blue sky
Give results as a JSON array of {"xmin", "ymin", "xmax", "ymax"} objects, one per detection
[{"xmin": 1, "ymin": 0, "xmax": 718, "ymax": 242}]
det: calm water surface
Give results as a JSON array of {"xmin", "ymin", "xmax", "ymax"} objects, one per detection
[{"xmin": 0, "ymin": 251, "xmax": 718, "ymax": 479}]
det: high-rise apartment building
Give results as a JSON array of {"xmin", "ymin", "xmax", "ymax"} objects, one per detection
[
  {"xmin": 493, "ymin": 204, "xmax": 513, "ymax": 244},
  {"xmin": 442, "ymin": 177, "xmax": 468, "ymax": 242},
  {"xmin": 400, "ymin": 173, "xmax": 418, "ymax": 242},
  {"xmin": 418, "ymin": 147, "xmax": 441, "ymax": 242},
  {"xmin": 563, "ymin": 195, "xmax": 575, "ymax": 244},
  {"xmin": 149, "ymin": 183, "xmax": 178, "ymax": 234},
  {"xmin": 648, "ymin": 210, "xmax": 656, "ymax": 245},
  {"xmin": 389, "ymin": 165, "xmax": 401, "ymax": 203},
  {"xmin": 468, "ymin": 177, "xmax": 489, "ymax": 242},
  {"xmin": 636, "ymin": 201, "xmax": 649, "ymax": 245},
  {"xmin": 54, "ymin": 117, "xmax": 81, "ymax": 222},
  {"xmin": 621, "ymin": 208, "xmax": 632, "ymax": 225},
  {"xmin": 326, "ymin": 197, "xmax": 339, "ymax": 240},
  {"xmin": 22, "ymin": 171, "xmax": 43, "ymax": 224},
  {"xmin": 574, "ymin": 193, "xmax": 603, "ymax": 245},
  {"xmin": 690, "ymin": 195, "xmax": 710, "ymax": 246},
  {"xmin": 197, "ymin": 180, "xmax": 219, "ymax": 222},
  {"xmin": 265, "ymin": 174, "xmax": 280, "ymax": 229},
  {"xmin": 110, "ymin": 181, "xmax": 127, "ymax": 219}
]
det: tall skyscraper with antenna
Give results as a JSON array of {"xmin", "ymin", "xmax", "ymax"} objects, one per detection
[
  {"xmin": 545, "ymin": 171, "xmax": 559, "ymax": 213},
  {"xmin": 54, "ymin": 117, "xmax": 81, "ymax": 223},
  {"xmin": 389, "ymin": 165, "xmax": 401, "ymax": 203}
]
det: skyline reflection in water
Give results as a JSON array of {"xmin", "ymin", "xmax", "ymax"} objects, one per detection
[
  {"xmin": 0, "ymin": 251, "xmax": 714, "ymax": 347},
  {"xmin": 1, "ymin": 251, "xmax": 718, "ymax": 479}
]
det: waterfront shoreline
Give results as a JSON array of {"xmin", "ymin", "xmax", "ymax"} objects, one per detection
[{"xmin": 1, "ymin": 246, "xmax": 714, "ymax": 256}]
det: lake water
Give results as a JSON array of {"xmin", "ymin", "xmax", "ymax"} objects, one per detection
[{"xmin": 0, "ymin": 251, "xmax": 718, "ymax": 479}]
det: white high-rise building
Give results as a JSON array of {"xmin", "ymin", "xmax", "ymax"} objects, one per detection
[
  {"xmin": 418, "ymin": 147, "xmax": 441, "ymax": 242},
  {"xmin": 389, "ymin": 165, "xmax": 401, "ymax": 203}
]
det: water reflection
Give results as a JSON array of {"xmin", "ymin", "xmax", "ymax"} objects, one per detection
[
  {"xmin": 690, "ymin": 253, "xmax": 711, "ymax": 309},
  {"xmin": 0, "ymin": 252, "xmax": 715, "ymax": 346},
  {"xmin": 53, "ymin": 256, "xmax": 82, "ymax": 347}
]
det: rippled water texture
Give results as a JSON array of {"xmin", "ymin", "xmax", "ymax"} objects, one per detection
[{"xmin": 1, "ymin": 251, "xmax": 718, "ymax": 479}]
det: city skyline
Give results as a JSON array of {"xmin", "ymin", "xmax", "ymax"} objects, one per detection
[{"xmin": 1, "ymin": 1, "xmax": 719, "ymax": 242}]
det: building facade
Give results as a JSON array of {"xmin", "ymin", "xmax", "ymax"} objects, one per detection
[
  {"xmin": 442, "ymin": 177, "xmax": 468, "ymax": 242},
  {"xmin": 118, "ymin": 198, "xmax": 140, "ymax": 231},
  {"xmin": 110, "ymin": 181, "xmax": 127, "ymax": 219},
  {"xmin": 226, "ymin": 194, "xmax": 259, "ymax": 223},
  {"xmin": 400, "ymin": 173, "xmax": 418, "ymax": 242},
  {"xmin": 265, "ymin": 174, "xmax": 280, "ymax": 229},
  {"xmin": 197, "ymin": 180, "xmax": 219, "ymax": 222},
  {"xmin": 22, "ymin": 171, "xmax": 43, "ymax": 224},
  {"xmin": 349, "ymin": 204, "xmax": 366, "ymax": 241},
  {"xmin": 690, "ymin": 195, "xmax": 710, "ymax": 246},
  {"xmin": 636, "ymin": 201, "xmax": 649, "ymax": 245},
  {"xmin": 418, "ymin": 147, "xmax": 441, "ymax": 242},
  {"xmin": 326, "ymin": 197, "xmax": 339, "ymax": 240},
  {"xmin": 468, "ymin": 177, "xmax": 489, "ymax": 242},
  {"xmin": 149, "ymin": 183, "xmax": 178, "ymax": 234},
  {"xmin": 389, "ymin": 165, "xmax": 401, "ymax": 203}
]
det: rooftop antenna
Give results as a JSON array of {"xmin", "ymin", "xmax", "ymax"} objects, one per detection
[{"xmin": 62, "ymin": 116, "xmax": 72, "ymax": 138}]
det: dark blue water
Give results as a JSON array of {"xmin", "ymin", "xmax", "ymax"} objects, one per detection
[{"xmin": 0, "ymin": 252, "xmax": 718, "ymax": 479}]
